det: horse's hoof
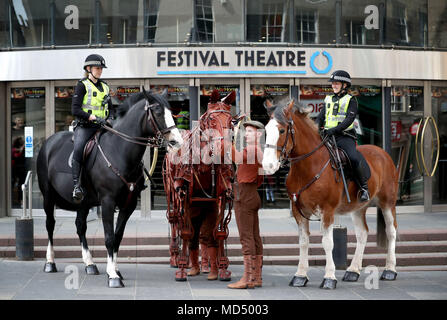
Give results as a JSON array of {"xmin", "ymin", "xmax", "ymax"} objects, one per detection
[
  {"xmin": 342, "ymin": 271, "xmax": 360, "ymax": 282},
  {"xmin": 116, "ymin": 270, "xmax": 124, "ymax": 280},
  {"xmin": 108, "ymin": 277, "xmax": 125, "ymax": 288},
  {"xmin": 319, "ymin": 278, "xmax": 337, "ymax": 290},
  {"xmin": 85, "ymin": 264, "xmax": 99, "ymax": 275},
  {"xmin": 289, "ymin": 276, "xmax": 308, "ymax": 287},
  {"xmin": 44, "ymin": 262, "xmax": 57, "ymax": 273},
  {"xmin": 175, "ymin": 270, "xmax": 187, "ymax": 282},
  {"xmin": 218, "ymin": 269, "xmax": 231, "ymax": 281},
  {"xmin": 380, "ymin": 270, "xmax": 397, "ymax": 281}
]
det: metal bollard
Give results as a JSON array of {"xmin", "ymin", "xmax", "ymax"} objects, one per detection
[
  {"xmin": 332, "ymin": 223, "xmax": 347, "ymax": 270},
  {"xmin": 16, "ymin": 171, "xmax": 34, "ymax": 261}
]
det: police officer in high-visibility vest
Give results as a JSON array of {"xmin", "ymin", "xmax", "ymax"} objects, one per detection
[
  {"xmin": 71, "ymin": 54, "xmax": 111, "ymax": 203},
  {"xmin": 315, "ymin": 70, "xmax": 371, "ymax": 202}
]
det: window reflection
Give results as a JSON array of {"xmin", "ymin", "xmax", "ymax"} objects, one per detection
[{"xmin": 0, "ymin": 0, "xmax": 445, "ymax": 48}]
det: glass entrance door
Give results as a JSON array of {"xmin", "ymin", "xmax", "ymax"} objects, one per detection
[
  {"xmin": 149, "ymin": 84, "xmax": 190, "ymax": 210},
  {"xmin": 10, "ymin": 87, "xmax": 46, "ymax": 209},
  {"xmin": 250, "ymin": 83, "xmax": 289, "ymax": 209},
  {"xmin": 431, "ymin": 86, "xmax": 447, "ymax": 205},
  {"xmin": 390, "ymin": 85, "xmax": 424, "ymax": 205}
]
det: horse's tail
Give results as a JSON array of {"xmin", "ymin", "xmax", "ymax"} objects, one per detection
[
  {"xmin": 375, "ymin": 146, "xmax": 399, "ymax": 249},
  {"xmin": 376, "ymin": 209, "xmax": 387, "ymax": 249}
]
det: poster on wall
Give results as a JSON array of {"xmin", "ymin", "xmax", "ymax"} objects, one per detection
[
  {"xmin": 201, "ymin": 85, "xmax": 238, "ymax": 96},
  {"xmin": 150, "ymin": 85, "xmax": 188, "ymax": 100},
  {"xmin": 251, "ymin": 85, "xmax": 289, "ymax": 96},
  {"xmin": 55, "ymin": 87, "xmax": 74, "ymax": 98},
  {"xmin": 111, "ymin": 87, "xmax": 141, "ymax": 102}
]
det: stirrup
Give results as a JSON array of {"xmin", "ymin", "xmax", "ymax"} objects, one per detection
[
  {"xmin": 72, "ymin": 185, "xmax": 84, "ymax": 203},
  {"xmin": 358, "ymin": 188, "xmax": 370, "ymax": 202}
]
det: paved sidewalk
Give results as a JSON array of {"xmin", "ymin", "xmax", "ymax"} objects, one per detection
[
  {"xmin": 1, "ymin": 260, "xmax": 447, "ymax": 300},
  {"xmin": 1, "ymin": 210, "xmax": 447, "ymax": 300}
]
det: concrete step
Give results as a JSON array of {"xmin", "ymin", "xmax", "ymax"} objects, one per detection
[
  {"xmin": 3, "ymin": 241, "xmax": 447, "ymax": 266},
  {"xmin": 20, "ymin": 252, "xmax": 447, "ymax": 269},
  {"xmin": 2, "ymin": 230, "xmax": 447, "ymax": 247}
]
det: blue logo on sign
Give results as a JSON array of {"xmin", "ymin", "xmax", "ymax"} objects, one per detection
[
  {"xmin": 25, "ymin": 136, "xmax": 32, "ymax": 144},
  {"xmin": 310, "ymin": 51, "xmax": 333, "ymax": 74}
]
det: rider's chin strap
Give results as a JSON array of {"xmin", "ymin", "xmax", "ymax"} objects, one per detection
[{"xmin": 87, "ymin": 71, "xmax": 100, "ymax": 82}]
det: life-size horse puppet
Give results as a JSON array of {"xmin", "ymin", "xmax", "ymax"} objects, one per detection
[
  {"xmin": 36, "ymin": 89, "xmax": 183, "ymax": 288},
  {"xmin": 262, "ymin": 98, "xmax": 399, "ymax": 290},
  {"xmin": 163, "ymin": 90, "xmax": 240, "ymax": 281}
]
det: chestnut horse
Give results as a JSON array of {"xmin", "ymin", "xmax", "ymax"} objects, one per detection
[
  {"xmin": 163, "ymin": 90, "xmax": 239, "ymax": 281},
  {"xmin": 262, "ymin": 98, "xmax": 399, "ymax": 289}
]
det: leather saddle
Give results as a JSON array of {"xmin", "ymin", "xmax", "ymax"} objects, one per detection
[
  {"xmin": 324, "ymin": 140, "xmax": 353, "ymax": 179},
  {"xmin": 71, "ymin": 130, "xmax": 101, "ymax": 162}
]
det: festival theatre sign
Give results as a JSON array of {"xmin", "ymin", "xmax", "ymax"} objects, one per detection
[{"xmin": 155, "ymin": 48, "xmax": 333, "ymax": 76}]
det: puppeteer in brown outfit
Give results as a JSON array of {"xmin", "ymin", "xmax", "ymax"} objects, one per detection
[{"xmin": 228, "ymin": 120, "xmax": 264, "ymax": 289}]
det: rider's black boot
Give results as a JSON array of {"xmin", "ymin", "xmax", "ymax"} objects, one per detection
[
  {"xmin": 355, "ymin": 164, "xmax": 370, "ymax": 202},
  {"xmin": 72, "ymin": 159, "xmax": 84, "ymax": 204}
]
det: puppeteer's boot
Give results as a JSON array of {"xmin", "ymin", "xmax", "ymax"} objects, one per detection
[
  {"xmin": 227, "ymin": 255, "xmax": 255, "ymax": 289},
  {"xmin": 200, "ymin": 243, "xmax": 210, "ymax": 273},
  {"xmin": 207, "ymin": 247, "xmax": 219, "ymax": 280},
  {"xmin": 187, "ymin": 249, "xmax": 200, "ymax": 276},
  {"xmin": 355, "ymin": 163, "xmax": 370, "ymax": 202},
  {"xmin": 253, "ymin": 255, "xmax": 263, "ymax": 287},
  {"xmin": 71, "ymin": 159, "xmax": 84, "ymax": 204}
]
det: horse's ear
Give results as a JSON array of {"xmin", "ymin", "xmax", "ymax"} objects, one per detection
[
  {"xmin": 210, "ymin": 89, "xmax": 220, "ymax": 103},
  {"xmin": 221, "ymin": 90, "xmax": 236, "ymax": 105},
  {"xmin": 283, "ymin": 99, "xmax": 295, "ymax": 116},
  {"xmin": 160, "ymin": 88, "xmax": 168, "ymax": 99},
  {"xmin": 297, "ymin": 101, "xmax": 313, "ymax": 114},
  {"xmin": 263, "ymin": 98, "xmax": 277, "ymax": 117},
  {"xmin": 142, "ymin": 86, "xmax": 151, "ymax": 101}
]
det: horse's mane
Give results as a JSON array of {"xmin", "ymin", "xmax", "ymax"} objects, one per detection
[
  {"xmin": 272, "ymin": 96, "xmax": 319, "ymax": 134},
  {"xmin": 113, "ymin": 90, "xmax": 172, "ymax": 124},
  {"xmin": 115, "ymin": 92, "xmax": 146, "ymax": 118}
]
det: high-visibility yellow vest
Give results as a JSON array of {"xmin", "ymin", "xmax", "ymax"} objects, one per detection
[
  {"xmin": 177, "ymin": 110, "xmax": 190, "ymax": 129},
  {"xmin": 81, "ymin": 79, "xmax": 110, "ymax": 118},
  {"xmin": 324, "ymin": 94, "xmax": 355, "ymax": 131}
]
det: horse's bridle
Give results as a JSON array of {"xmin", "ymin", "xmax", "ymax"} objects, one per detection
[
  {"xmin": 103, "ymin": 100, "xmax": 176, "ymax": 148},
  {"xmin": 264, "ymin": 118, "xmax": 296, "ymax": 167},
  {"xmin": 264, "ymin": 117, "xmax": 328, "ymax": 167}
]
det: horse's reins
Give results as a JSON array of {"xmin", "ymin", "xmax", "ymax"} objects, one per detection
[
  {"xmin": 96, "ymin": 100, "xmax": 176, "ymax": 192},
  {"xmin": 265, "ymin": 119, "xmax": 331, "ymax": 222},
  {"xmin": 102, "ymin": 101, "xmax": 176, "ymax": 148}
]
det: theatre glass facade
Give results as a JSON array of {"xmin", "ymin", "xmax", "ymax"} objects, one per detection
[{"xmin": 1, "ymin": 0, "xmax": 447, "ymax": 217}]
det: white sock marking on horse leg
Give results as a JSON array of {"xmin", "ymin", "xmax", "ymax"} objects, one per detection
[
  {"xmin": 347, "ymin": 211, "xmax": 368, "ymax": 274},
  {"xmin": 81, "ymin": 247, "xmax": 94, "ymax": 266},
  {"xmin": 106, "ymin": 254, "xmax": 119, "ymax": 278},
  {"xmin": 382, "ymin": 208, "xmax": 397, "ymax": 272},
  {"xmin": 295, "ymin": 223, "xmax": 309, "ymax": 278},
  {"xmin": 46, "ymin": 241, "xmax": 55, "ymax": 263},
  {"xmin": 322, "ymin": 224, "xmax": 336, "ymax": 280}
]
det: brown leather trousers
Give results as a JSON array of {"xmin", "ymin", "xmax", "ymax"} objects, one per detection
[{"xmin": 233, "ymin": 182, "xmax": 263, "ymax": 256}]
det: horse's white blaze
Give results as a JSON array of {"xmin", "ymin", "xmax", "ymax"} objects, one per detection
[
  {"xmin": 46, "ymin": 241, "xmax": 55, "ymax": 263},
  {"xmin": 262, "ymin": 119, "xmax": 281, "ymax": 175},
  {"xmin": 81, "ymin": 247, "xmax": 94, "ymax": 266},
  {"xmin": 295, "ymin": 223, "xmax": 309, "ymax": 278},
  {"xmin": 382, "ymin": 208, "xmax": 397, "ymax": 272},
  {"xmin": 347, "ymin": 211, "xmax": 368, "ymax": 274},
  {"xmin": 164, "ymin": 108, "xmax": 183, "ymax": 152},
  {"xmin": 322, "ymin": 224, "xmax": 336, "ymax": 280},
  {"xmin": 106, "ymin": 253, "xmax": 119, "ymax": 278}
]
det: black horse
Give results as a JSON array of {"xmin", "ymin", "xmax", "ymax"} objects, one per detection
[{"xmin": 36, "ymin": 89, "xmax": 183, "ymax": 288}]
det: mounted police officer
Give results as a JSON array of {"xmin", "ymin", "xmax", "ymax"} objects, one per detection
[
  {"xmin": 71, "ymin": 54, "xmax": 112, "ymax": 203},
  {"xmin": 315, "ymin": 70, "xmax": 371, "ymax": 202}
]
